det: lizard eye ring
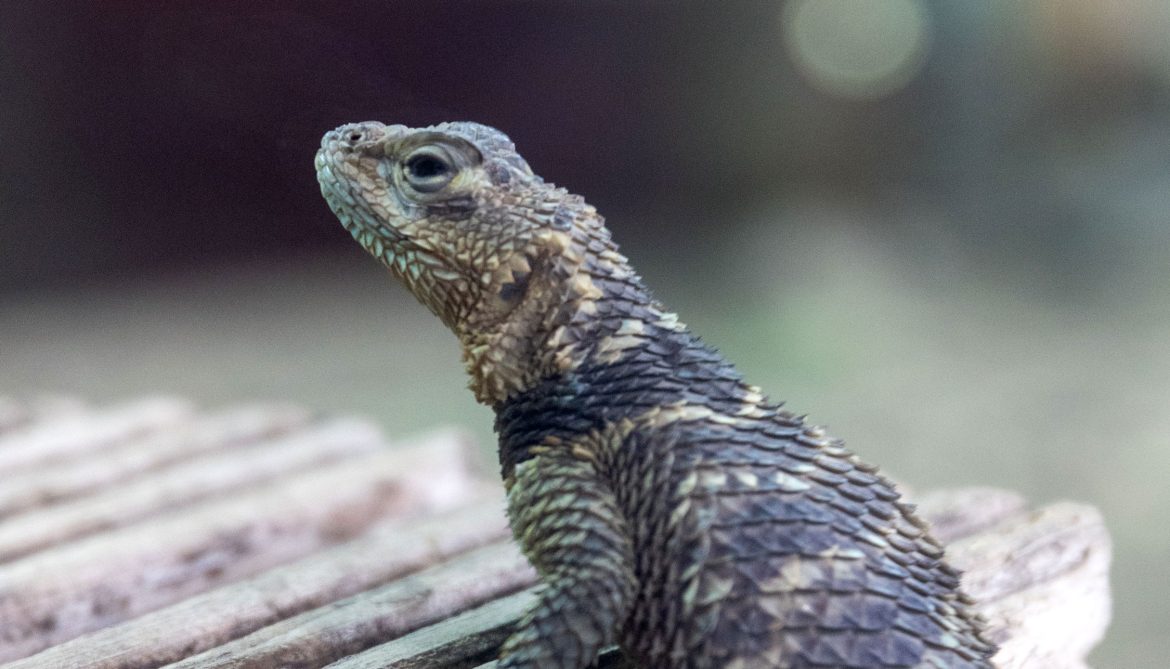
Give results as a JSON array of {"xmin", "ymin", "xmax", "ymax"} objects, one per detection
[{"xmin": 402, "ymin": 148, "xmax": 455, "ymax": 193}]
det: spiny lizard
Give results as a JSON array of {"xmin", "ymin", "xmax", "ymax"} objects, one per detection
[{"xmin": 315, "ymin": 121, "xmax": 995, "ymax": 668}]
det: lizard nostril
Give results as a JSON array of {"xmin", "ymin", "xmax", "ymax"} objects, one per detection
[{"xmin": 328, "ymin": 122, "xmax": 391, "ymax": 149}]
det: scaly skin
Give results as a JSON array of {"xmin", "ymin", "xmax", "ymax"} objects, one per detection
[{"xmin": 315, "ymin": 121, "xmax": 996, "ymax": 668}]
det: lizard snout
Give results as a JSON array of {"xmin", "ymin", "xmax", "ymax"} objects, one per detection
[{"xmin": 319, "ymin": 122, "xmax": 408, "ymax": 153}]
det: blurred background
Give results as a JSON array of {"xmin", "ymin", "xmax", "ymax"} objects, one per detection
[{"xmin": 2, "ymin": 1, "xmax": 1167, "ymax": 665}]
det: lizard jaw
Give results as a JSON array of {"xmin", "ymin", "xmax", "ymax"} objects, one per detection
[{"xmin": 315, "ymin": 123, "xmax": 415, "ymax": 259}]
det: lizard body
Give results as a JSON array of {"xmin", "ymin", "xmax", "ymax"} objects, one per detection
[{"xmin": 315, "ymin": 121, "xmax": 995, "ymax": 668}]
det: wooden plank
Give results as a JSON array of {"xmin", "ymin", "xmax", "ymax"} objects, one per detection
[
  {"xmin": 0, "ymin": 397, "xmax": 194, "ymax": 475},
  {"xmin": 327, "ymin": 590, "xmax": 537, "ymax": 669},
  {"xmin": 168, "ymin": 540, "xmax": 537, "ymax": 669},
  {"xmin": 0, "ymin": 403, "xmax": 311, "ymax": 519},
  {"xmin": 948, "ymin": 501, "xmax": 1111, "ymax": 669},
  {"xmin": 0, "ymin": 416, "xmax": 382, "ymax": 561},
  {"xmin": 329, "ymin": 591, "xmax": 636, "ymax": 669},
  {"xmin": 0, "ymin": 428, "xmax": 482, "ymax": 662},
  {"xmin": 4, "ymin": 501, "xmax": 512, "ymax": 669},
  {"xmin": 915, "ymin": 486, "xmax": 1029, "ymax": 544}
]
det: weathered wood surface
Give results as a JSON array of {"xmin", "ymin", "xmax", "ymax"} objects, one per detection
[
  {"xmin": 334, "ymin": 490, "xmax": 1112, "ymax": 669},
  {"xmin": 169, "ymin": 541, "xmax": 535, "ymax": 669},
  {"xmin": 0, "ymin": 399, "xmax": 484, "ymax": 663},
  {"xmin": 0, "ymin": 398, "xmax": 1111, "ymax": 669},
  {"xmin": 0, "ymin": 397, "xmax": 195, "ymax": 475},
  {"xmin": 4, "ymin": 505, "xmax": 515, "ymax": 669},
  {"xmin": 0, "ymin": 416, "xmax": 385, "ymax": 561},
  {"xmin": 0, "ymin": 404, "xmax": 311, "ymax": 520}
]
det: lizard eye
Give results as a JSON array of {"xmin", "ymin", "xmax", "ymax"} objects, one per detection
[{"xmin": 403, "ymin": 148, "xmax": 455, "ymax": 193}]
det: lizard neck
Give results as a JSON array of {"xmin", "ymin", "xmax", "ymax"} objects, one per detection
[
  {"xmin": 457, "ymin": 206, "xmax": 678, "ymax": 407},
  {"xmin": 490, "ymin": 290, "xmax": 765, "ymax": 480},
  {"xmin": 480, "ymin": 211, "xmax": 766, "ymax": 478}
]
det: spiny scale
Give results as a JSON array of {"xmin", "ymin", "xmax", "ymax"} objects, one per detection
[{"xmin": 315, "ymin": 120, "xmax": 996, "ymax": 668}]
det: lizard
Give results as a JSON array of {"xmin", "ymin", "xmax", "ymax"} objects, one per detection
[{"xmin": 314, "ymin": 120, "xmax": 996, "ymax": 669}]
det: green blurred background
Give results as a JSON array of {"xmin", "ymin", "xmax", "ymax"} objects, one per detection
[{"xmin": 2, "ymin": 2, "xmax": 1168, "ymax": 665}]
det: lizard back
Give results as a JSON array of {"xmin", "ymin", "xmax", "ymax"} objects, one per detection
[{"xmin": 495, "ymin": 317, "xmax": 994, "ymax": 668}]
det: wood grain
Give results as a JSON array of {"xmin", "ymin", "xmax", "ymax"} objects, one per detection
[
  {"xmin": 0, "ymin": 419, "xmax": 482, "ymax": 662},
  {"xmin": 0, "ymin": 399, "xmax": 1111, "ymax": 669}
]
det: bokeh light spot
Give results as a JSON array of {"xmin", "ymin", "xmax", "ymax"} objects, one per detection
[{"xmin": 782, "ymin": 0, "xmax": 932, "ymax": 99}]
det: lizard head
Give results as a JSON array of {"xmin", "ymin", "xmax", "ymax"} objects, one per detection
[
  {"xmin": 315, "ymin": 121, "xmax": 560, "ymax": 332},
  {"xmin": 316, "ymin": 120, "xmax": 619, "ymax": 403}
]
